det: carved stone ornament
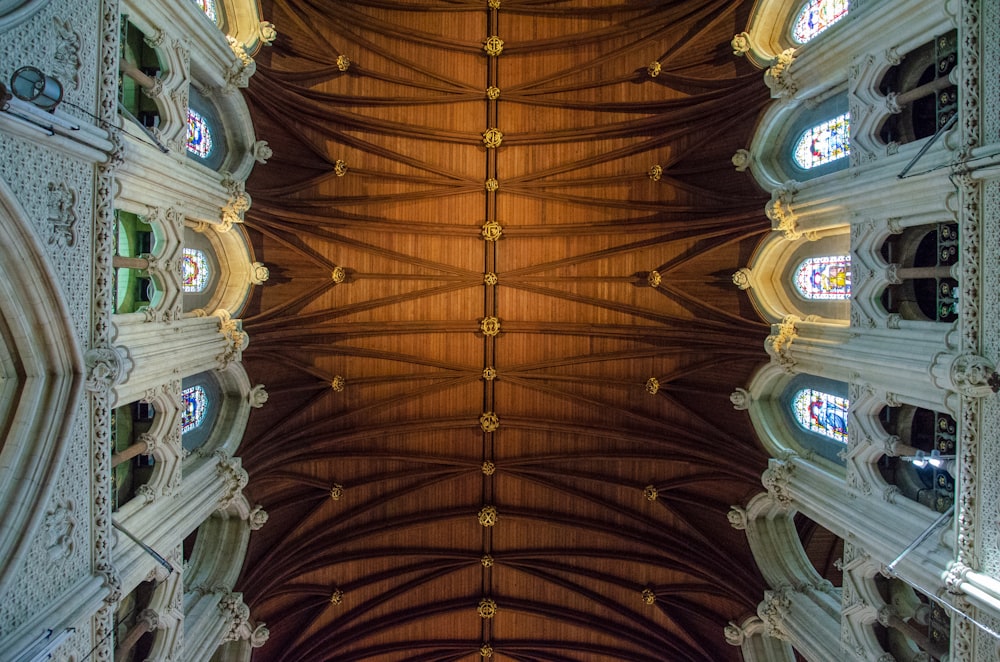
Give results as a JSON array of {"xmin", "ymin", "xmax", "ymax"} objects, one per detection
[
  {"xmin": 486, "ymin": 87, "xmax": 500, "ymax": 100},
  {"xmin": 225, "ymin": 36, "xmax": 256, "ymax": 89},
  {"xmin": 334, "ymin": 159, "xmax": 348, "ymax": 177},
  {"xmin": 216, "ymin": 314, "xmax": 250, "ymax": 369},
  {"xmin": 730, "ymin": 387, "xmax": 751, "ymax": 411},
  {"xmin": 484, "ymin": 272, "xmax": 498, "ymax": 286},
  {"xmin": 480, "ymin": 317, "xmax": 501, "ymax": 337},
  {"xmin": 219, "ymin": 591, "xmax": 253, "ymax": 642},
  {"xmin": 726, "ymin": 505, "xmax": 747, "ymax": 530},
  {"xmin": 643, "ymin": 485, "xmax": 658, "ymax": 501},
  {"xmin": 478, "ymin": 598, "xmax": 498, "ymax": 618},
  {"xmin": 481, "ymin": 461, "xmax": 496, "ymax": 476},
  {"xmin": 478, "ymin": 505, "xmax": 498, "ymax": 527},
  {"xmin": 52, "ymin": 17, "xmax": 82, "ymax": 89},
  {"xmin": 483, "ymin": 36, "xmax": 504, "ymax": 56},
  {"xmin": 258, "ymin": 21, "xmax": 278, "ymax": 46},
  {"xmin": 480, "ymin": 411, "xmax": 500, "ymax": 432},
  {"xmin": 481, "ymin": 554, "xmax": 494, "ymax": 567},
  {"xmin": 731, "ymin": 148, "xmax": 750, "ymax": 172},
  {"xmin": 765, "ymin": 185, "xmax": 799, "ymax": 240},
  {"xmin": 336, "ymin": 55, "xmax": 351, "ymax": 72},
  {"xmin": 98, "ymin": 562, "xmax": 123, "ymax": 605},
  {"xmin": 330, "ymin": 483, "xmax": 345, "ymax": 500},
  {"xmin": 482, "ymin": 221, "xmax": 503, "ymax": 241},
  {"xmin": 332, "ymin": 266, "xmax": 347, "ymax": 282},
  {"xmin": 42, "ymin": 499, "xmax": 76, "ymax": 561},
  {"xmin": 948, "ymin": 353, "xmax": 998, "ymax": 397},
  {"xmin": 762, "ymin": 461, "xmax": 795, "ymax": 506},
  {"xmin": 647, "ymin": 270, "xmax": 662, "ymax": 287},
  {"xmin": 482, "ymin": 127, "xmax": 503, "ymax": 148},
  {"xmin": 331, "ymin": 375, "xmax": 346, "ymax": 392},
  {"xmin": 248, "ymin": 505, "xmax": 269, "ymax": 531},
  {"xmin": 482, "ymin": 367, "xmax": 497, "ymax": 381},
  {"xmin": 724, "ymin": 621, "xmax": 745, "ymax": 646},
  {"xmin": 216, "ymin": 453, "xmax": 250, "ymax": 509},
  {"xmin": 641, "ymin": 588, "xmax": 656, "ymax": 604},
  {"xmin": 765, "ymin": 316, "xmax": 799, "ymax": 372},
  {"xmin": 480, "ymin": 644, "xmax": 494, "ymax": 658},
  {"xmin": 252, "ymin": 140, "xmax": 272, "ymax": 164},
  {"xmin": 46, "ymin": 181, "xmax": 78, "ymax": 247},
  {"xmin": 250, "ymin": 623, "xmax": 270, "ymax": 648},
  {"xmin": 647, "ymin": 61, "xmax": 661, "ymax": 78},
  {"xmin": 731, "ymin": 32, "xmax": 751, "ymax": 57},
  {"xmin": 84, "ymin": 346, "xmax": 131, "ymax": 393},
  {"xmin": 764, "ymin": 48, "xmax": 797, "ymax": 99},
  {"xmin": 250, "ymin": 262, "xmax": 270, "ymax": 285},
  {"xmin": 485, "ymin": 177, "xmax": 499, "ymax": 191},
  {"xmin": 731, "ymin": 267, "xmax": 751, "ymax": 290},
  {"xmin": 758, "ymin": 589, "xmax": 792, "ymax": 640},
  {"xmin": 248, "ymin": 384, "xmax": 269, "ymax": 408},
  {"xmin": 648, "ymin": 164, "xmax": 663, "ymax": 181},
  {"xmin": 220, "ymin": 175, "xmax": 252, "ymax": 230}
]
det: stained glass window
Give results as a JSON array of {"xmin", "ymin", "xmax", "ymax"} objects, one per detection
[
  {"xmin": 186, "ymin": 108, "xmax": 214, "ymax": 159},
  {"xmin": 182, "ymin": 248, "xmax": 210, "ymax": 293},
  {"xmin": 793, "ymin": 113, "xmax": 850, "ymax": 169},
  {"xmin": 792, "ymin": 0, "xmax": 849, "ymax": 44},
  {"xmin": 194, "ymin": 0, "xmax": 218, "ymax": 23},
  {"xmin": 793, "ymin": 389, "xmax": 848, "ymax": 443},
  {"xmin": 794, "ymin": 255, "xmax": 851, "ymax": 299},
  {"xmin": 181, "ymin": 385, "xmax": 208, "ymax": 434}
]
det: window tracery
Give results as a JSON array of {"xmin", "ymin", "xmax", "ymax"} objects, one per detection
[
  {"xmin": 793, "ymin": 388, "xmax": 848, "ymax": 442},
  {"xmin": 792, "ymin": 0, "xmax": 849, "ymax": 44},
  {"xmin": 793, "ymin": 113, "xmax": 850, "ymax": 169},
  {"xmin": 181, "ymin": 248, "xmax": 210, "ymax": 293},
  {"xmin": 186, "ymin": 108, "xmax": 214, "ymax": 159},
  {"xmin": 794, "ymin": 255, "xmax": 851, "ymax": 300},
  {"xmin": 181, "ymin": 385, "xmax": 208, "ymax": 434}
]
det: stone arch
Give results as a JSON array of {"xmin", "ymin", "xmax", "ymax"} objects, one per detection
[
  {"xmin": 183, "ymin": 222, "xmax": 260, "ymax": 317},
  {"xmin": 738, "ymin": 229, "xmax": 850, "ymax": 324},
  {"xmin": 0, "ymin": 175, "xmax": 83, "ymax": 597}
]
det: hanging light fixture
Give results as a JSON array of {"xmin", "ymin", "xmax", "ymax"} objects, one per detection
[{"xmin": 9, "ymin": 66, "xmax": 63, "ymax": 111}]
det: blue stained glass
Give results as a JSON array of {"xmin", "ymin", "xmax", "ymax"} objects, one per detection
[
  {"xmin": 794, "ymin": 255, "xmax": 851, "ymax": 300},
  {"xmin": 181, "ymin": 385, "xmax": 208, "ymax": 434},
  {"xmin": 793, "ymin": 389, "xmax": 848, "ymax": 443},
  {"xmin": 793, "ymin": 0, "xmax": 849, "ymax": 44},
  {"xmin": 794, "ymin": 113, "xmax": 850, "ymax": 169},
  {"xmin": 186, "ymin": 108, "xmax": 214, "ymax": 159}
]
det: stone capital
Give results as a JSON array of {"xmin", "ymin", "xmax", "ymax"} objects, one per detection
[{"xmin": 764, "ymin": 48, "xmax": 797, "ymax": 99}]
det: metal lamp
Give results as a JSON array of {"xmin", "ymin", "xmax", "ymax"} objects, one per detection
[{"xmin": 9, "ymin": 66, "xmax": 63, "ymax": 111}]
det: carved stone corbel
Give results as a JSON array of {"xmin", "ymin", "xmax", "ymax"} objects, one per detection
[
  {"xmin": 764, "ymin": 48, "xmax": 797, "ymax": 99},
  {"xmin": 765, "ymin": 184, "xmax": 799, "ymax": 239}
]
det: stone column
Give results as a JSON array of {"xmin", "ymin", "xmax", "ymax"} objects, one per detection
[
  {"xmin": 762, "ymin": 457, "xmax": 953, "ymax": 594},
  {"xmin": 111, "ymin": 312, "xmax": 248, "ymax": 407},
  {"xmin": 114, "ymin": 453, "xmax": 249, "ymax": 595},
  {"xmin": 114, "ymin": 608, "xmax": 159, "ymax": 659},
  {"xmin": 765, "ymin": 315, "xmax": 996, "ymax": 415},
  {"xmin": 757, "ymin": 586, "xmax": 843, "ymax": 662}
]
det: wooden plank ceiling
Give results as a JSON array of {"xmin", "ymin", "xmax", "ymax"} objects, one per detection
[{"xmin": 237, "ymin": 1, "xmax": 774, "ymax": 660}]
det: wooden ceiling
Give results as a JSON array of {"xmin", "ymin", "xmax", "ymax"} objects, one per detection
[{"xmin": 236, "ymin": 1, "xmax": 775, "ymax": 659}]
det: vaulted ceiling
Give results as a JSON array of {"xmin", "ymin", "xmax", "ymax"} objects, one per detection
[{"xmin": 236, "ymin": 1, "xmax": 775, "ymax": 660}]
